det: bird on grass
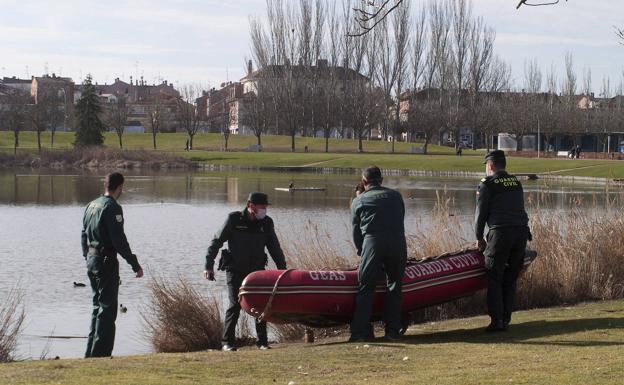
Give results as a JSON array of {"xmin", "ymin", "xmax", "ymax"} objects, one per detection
[{"xmin": 73, "ymin": 282, "xmax": 86, "ymax": 287}]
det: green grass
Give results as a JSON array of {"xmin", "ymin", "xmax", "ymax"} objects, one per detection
[
  {"xmin": 0, "ymin": 131, "xmax": 476, "ymax": 155},
  {"xmin": 2, "ymin": 300, "xmax": 623, "ymax": 385},
  {"xmin": 3, "ymin": 132, "xmax": 624, "ymax": 178}
]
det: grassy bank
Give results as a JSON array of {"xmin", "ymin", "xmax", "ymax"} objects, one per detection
[
  {"xmin": 0, "ymin": 131, "xmax": 477, "ymax": 155},
  {"xmin": 3, "ymin": 132, "xmax": 624, "ymax": 177},
  {"xmin": 2, "ymin": 300, "xmax": 623, "ymax": 385}
]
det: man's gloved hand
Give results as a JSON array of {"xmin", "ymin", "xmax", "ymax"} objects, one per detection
[{"xmin": 203, "ymin": 269, "xmax": 215, "ymax": 281}]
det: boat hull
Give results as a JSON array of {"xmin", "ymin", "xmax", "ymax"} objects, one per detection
[{"xmin": 239, "ymin": 249, "xmax": 537, "ymax": 327}]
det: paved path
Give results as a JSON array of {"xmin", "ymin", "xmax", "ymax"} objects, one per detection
[
  {"xmin": 544, "ymin": 163, "xmax": 610, "ymax": 174},
  {"xmin": 300, "ymin": 157, "xmax": 348, "ymax": 167}
]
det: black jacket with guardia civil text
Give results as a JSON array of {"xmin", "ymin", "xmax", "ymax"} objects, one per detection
[{"xmin": 474, "ymin": 171, "xmax": 529, "ymax": 240}]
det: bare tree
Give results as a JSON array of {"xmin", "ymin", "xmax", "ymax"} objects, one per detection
[
  {"xmin": 390, "ymin": 1, "xmax": 411, "ymax": 151},
  {"xmin": 541, "ymin": 63, "xmax": 560, "ymax": 152},
  {"xmin": 28, "ymin": 91, "xmax": 63, "ymax": 153},
  {"xmin": 1, "ymin": 91, "xmax": 29, "ymax": 155},
  {"xmin": 376, "ymin": 18, "xmax": 395, "ymax": 142},
  {"xmin": 467, "ymin": 17, "xmax": 495, "ymax": 149},
  {"xmin": 320, "ymin": 0, "xmax": 342, "ymax": 152},
  {"xmin": 220, "ymin": 98, "xmax": 232, "ymax": 151},
  {"xmin": 146, "ymin": 93, "xmax": 170, "ymax": 150},
  {"xmin": 424, "ymin": 0, "xmax": 451, "ymax": 146},
  {"xmin": 448, "ymin": 0, "xmax": 473, "ymax": 150},
  {"xmin": 561, "ymin": 52, "xmax": 581, "ymax": 144},
  {"xmin": 177, "ymin": 85, "xmax": 202, "ymax": 150},
  {"xmin": 348, "ymin": 29, "xmax": 382, "ymax": 152},
  {"xmin": 245, "ymin": 80, "xmax": 272, "ymax": 149},
  {"xmin": 104, "ymin": 96, "xmax": 128, "ymax": 149}
]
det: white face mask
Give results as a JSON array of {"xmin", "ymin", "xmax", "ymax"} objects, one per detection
[{"xmin": 255, "ymin": 208, "xmax": 267, "ymax": 220}]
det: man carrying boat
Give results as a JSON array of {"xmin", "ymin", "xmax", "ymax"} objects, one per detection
[
  {"xmin": 203, "ymin": 192, "xmax": 287, "ymax": 351},
  {"xmin": 475, "ymin": 150, "xmax": 530, "ymax": 332},
  {"xmin": 350, "ymin": 166, "xmax": 407, "ymax": 342}
]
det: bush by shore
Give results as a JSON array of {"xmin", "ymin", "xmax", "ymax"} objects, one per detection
[
  {"xmin": 0, "ymin": 288, "xmax": 25, "ymax": 363},
  {"xmin": 0, "ymin": 147, "xmax": 194, "ymax": 170}
]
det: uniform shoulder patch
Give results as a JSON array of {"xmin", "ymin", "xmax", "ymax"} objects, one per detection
[
  {"xmin": 116, "ymin": 214, "xmax": 123, "ymax": 223},
  {"xmin": 480, "ymin": 178, "xmax": 487, "ymax": 182}
]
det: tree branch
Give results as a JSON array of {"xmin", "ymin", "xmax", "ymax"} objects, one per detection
[
  {"xmin": 616, "ymin": 26, "xmax": 624, "ymax": 46},
  {"xmin": 516, "ymin": 0, "xmax": 567, "ymax": 9}
]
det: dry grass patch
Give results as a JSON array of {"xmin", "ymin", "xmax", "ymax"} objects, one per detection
[{"xmin": 0, "ymin": 288, "xmax": 25, "ymax": 363}]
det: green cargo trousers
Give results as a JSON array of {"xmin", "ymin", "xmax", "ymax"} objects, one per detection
[
  {"xmin": 85, "ymin": 254, "xmax": 120, "ymax": 358},
  {"xmin": 350, "ymin": 235, "xmax": 407, "ymax": 339}
]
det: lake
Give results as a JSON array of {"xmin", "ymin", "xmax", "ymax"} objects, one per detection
[{"xmin": 0, "ymin": 169, "xmax": 617, "ymax": 359}]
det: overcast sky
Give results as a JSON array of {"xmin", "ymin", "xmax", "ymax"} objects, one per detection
[{"xmin": 1, "ymin": 0, "xmax": 623, "ymax": 94}]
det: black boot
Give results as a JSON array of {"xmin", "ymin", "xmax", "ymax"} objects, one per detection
[{"xmin": 485, "ymin": 320, "xmax": 506, "ymax": 333}]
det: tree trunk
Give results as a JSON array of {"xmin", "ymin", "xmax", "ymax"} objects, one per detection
[
  {"xmin": 358, "ymin": 134, "xmax": 363, "ymax": 153},
  {"xmin": 423, "ymin": 135, "xmax": 430, "ymax": 155},
  {"xmin": 118, "ymin": 134, "xmax": 123, "ymax": 149},
  {"xmin": 13, "ymin": 132, "xmax": 18, "ymax": 155},
  {"xmin": 37, "ymin": 129, "xmax": 42, "ymax": 153},
  {"xmin": 256, "ymin": 134, "xmax": 262, "ymax": 150},
  {"xmin": 152, "ymin": 132, "xmax": 157, "ymax": 150},
  {"xmin": 325, "ymin": 134, "xmax": 329, "ymax": 153},
  {"xmin": 291, "ymin": 131, "xmax": 296, "ymax": 152},
  {"xmin": 189, "ymin": 134, "xmax": 194, "ymax": 150},
  {"xmin": 51, "ymin": 130, "xmax": 55, "ymax": 148}
]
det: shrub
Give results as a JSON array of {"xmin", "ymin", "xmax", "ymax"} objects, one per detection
[
  {"xmin": 0, "ymin": 288, "xmax": 25, "ymax": 363},
  {"xmin": 141, "ymin": 276, "xmax": 223, "ymax": 353}
]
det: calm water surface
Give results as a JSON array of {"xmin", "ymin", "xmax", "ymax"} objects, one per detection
[{"xmin": 0, "ymin": 169, "xmax": 619, "ymax": 358}]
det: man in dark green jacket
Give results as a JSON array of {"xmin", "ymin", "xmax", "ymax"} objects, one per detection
[
  {"xmin": 475, "ymin": 150, "xmax": 530, "ymax": 332},
  {"xmin": 204, "ymin": 192, "xmax": 287, "ymax": 351},
  {"xmin": 350, "ymin": 166, "xmax": 407, "ymax": 342},
  {"xmin": 81, "ymin": 172, "xmax": 143, "ymax": 358}
]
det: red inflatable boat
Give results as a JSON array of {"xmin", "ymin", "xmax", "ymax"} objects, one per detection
[{"xmin": 239, "ymin": 249, "xmax": 538, "ymax": 327}]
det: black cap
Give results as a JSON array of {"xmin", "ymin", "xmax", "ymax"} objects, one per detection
[
  {"xmin": 483, "ymin": 150, "xmax": 506, "ymax": 164},
  {"xmin": 247, "ymin": 192, "xmax": 270, "ymax": 205}
]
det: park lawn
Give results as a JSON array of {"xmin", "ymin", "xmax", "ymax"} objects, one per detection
[
  {"xmin": 0, "ymin": 131, "xmax": 479, "ymax": 155},
  {"xmin": 1, "ymin": 300, "xmax": 623, "ymax": 385},
  {"xmin": 3, "ymin": 131, "xmax": 624, "ymax": 177}
]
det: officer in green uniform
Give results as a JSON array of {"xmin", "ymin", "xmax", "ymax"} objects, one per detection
[
  {"xmin": 350, "ymin": 166, "xmax": 407, "ymax": 342},
  {"xmin": 203, "ymin": 192, "xmax": 287, "ymax": 351},
  {"xmin": 475, "ymin": 150, "xmax": 530, "ymax": 332},
  {"xmin": 81, "ymin": 172, "xmax": 143, "ymax": 358}
]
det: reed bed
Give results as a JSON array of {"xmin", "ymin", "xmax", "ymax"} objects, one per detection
[
  {"xmin": 0, "ymin": 288, "xmax": 25, "ymax": 363},
  {"xmin": 0, "ymin": 147, "xmax": 193, "ymax": 169},
  {"xmin": 141, "ymin": 276, "xmax": 223, "ymax": 353}
]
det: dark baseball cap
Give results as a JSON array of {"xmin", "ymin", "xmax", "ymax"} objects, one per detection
[
  {"xmin": 483, "ymin": 150, "xmax": 506, "ymax": 164},
  {"xmin": 247, "ymin": 192, "xmax": 270, "ymax": 205}
]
